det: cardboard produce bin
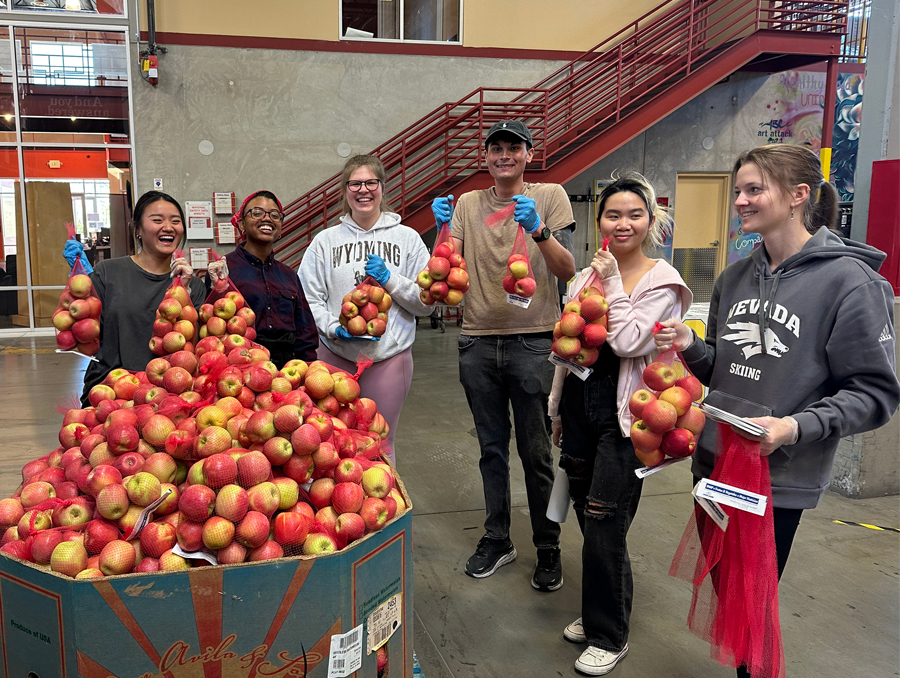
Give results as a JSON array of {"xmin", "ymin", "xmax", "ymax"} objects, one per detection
[{"xmin": 0, "ymin": 503, "xmax": 413, "ymax": 678}]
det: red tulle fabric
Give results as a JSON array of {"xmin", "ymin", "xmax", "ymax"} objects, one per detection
[{"xmin": 669, "ymin": 424, "xmax": 785, "ymax": 678}]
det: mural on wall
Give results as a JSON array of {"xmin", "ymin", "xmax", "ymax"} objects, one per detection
[
  {"xmin": 732, "ymin": 69, "xmax": 865, "ymax": 263},
  {"xmin": 755, "ymin": 69, "xmax": 863, "ymax": 201}
]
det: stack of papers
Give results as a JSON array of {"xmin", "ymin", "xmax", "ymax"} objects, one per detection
[{"xmin": 699, "ymin": 402, "xmax": 768, "ymax": 438}]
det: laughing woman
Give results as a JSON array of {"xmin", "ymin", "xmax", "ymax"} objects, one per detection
[{"xmin": 298, "ymin": 155, "xmax": 432, "ymax": 462}]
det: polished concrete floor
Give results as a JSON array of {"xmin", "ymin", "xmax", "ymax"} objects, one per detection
[{"xmin": 1, "ymin": 328, "xmax": 898, "ymax": 678}]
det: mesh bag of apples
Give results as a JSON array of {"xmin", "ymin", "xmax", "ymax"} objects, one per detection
[
  {"xmin": 502, "ymin": 225, "xmax": 537, "ymax": 304},
  {"xmin": 200, "ymin": 252, "xmax": 258, "ymax": 344},
  {"xmin": 53, "ymin": 260, "xmax": 101, "ymax": 358},
  {"xmin": 339, "ymin": 278, "xmax": 392, "ymax": 338},
  {"xmin": 551, "ymin": 275, "xmax": 609, "ymax": 368},
  {"xmin": 628, "ymin": 355, "xmax": 706, "ymax": 467},
  {"xmin": 148, "ymin": 276, "xmax": 200, "ymax": 357},
  {"xmin": 0, "ymin": 353, "xmax": 406, "ymax": 579},
  {"xmin": 415, "ymin": 224, "xmax": 468, "ymax": 307}
]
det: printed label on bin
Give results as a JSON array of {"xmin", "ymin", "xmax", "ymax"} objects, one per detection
[
  {"xmin": 328, "ymin": 624, "xmax": 363, "ymax": 677},
  {"xmin": 695, "ymin": 478, "xmax": 767, "ymax": 516},
  {"xmin": 634, "ymin": 456, "xmax": 688, "ymax": 478},
  {"xmin": 172, "ymin": 544, "xmax": 218, "ymax": 565},
  {"xmin": 122, "ymin": 488, "xmax": 173, "ymax": 541},
  {"xmin": 367, "ymin": 593, "xmax": 402, "ymax": 654},
  {"xmin": 506, "ymin": 293, "xmax": 533, "ymax": 309},
  {"xmin": 548, "ymin": 353, "xmax": 592, "ymax": 381},
  {"xmin": 691, "ymin": 484, "xmax": 730, "ymax": 531}
]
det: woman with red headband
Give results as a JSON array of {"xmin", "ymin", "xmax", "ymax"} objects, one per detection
[{"xmin": 206, "ymin": 190, "xmax": 318, "ymax": 366}]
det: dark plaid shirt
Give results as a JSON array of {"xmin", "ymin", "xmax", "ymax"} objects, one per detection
[{"xmin": 216, "ymin": 244, "xmax": 318, "ymax": 363}]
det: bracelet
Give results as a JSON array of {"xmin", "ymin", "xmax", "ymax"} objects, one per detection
[{"xmin": 785, "ymin": 416, "xmax": 799, "ymax": 445}]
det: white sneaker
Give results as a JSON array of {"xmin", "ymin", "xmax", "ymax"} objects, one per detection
[
  {"xmin": 574, "ymin": 644, "xmax": 629, "ymax": 676},
  {"xmin": 563, "ymin": 617, "xmax": 586, "ymax": 643}
]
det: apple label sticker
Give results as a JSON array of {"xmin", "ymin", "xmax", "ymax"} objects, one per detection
[
  {"xmin": 366, "ymin": 593, "xmax": 402, "ymax": 654},
  {"xmin": 695, "ymin": 478, "xmax": 767, "ymax": 516},
  {"xmin": 548, "ymin": 352, "xmax": 593, "ymax": 381},
  {"xmin": 328, "ymin": 624, "xmax": 363, "ymax": 678},
  {"xmin": 634, "ymin": 456, "xmax": 689, "ymax": 478},
  {"xmin": 506, "ymin": 293, "xmax": 533, "ymax": 309},
  {"xmin": 121, "ymin": 488, "xmax": 173, "ymax": 541},
  {"xmin": 172, "ymin": 544, "xmax": 219, "ymax": 565},
  {"xmin": 691, "ymin": 483, "xmax": 730, "ymax": 531}
]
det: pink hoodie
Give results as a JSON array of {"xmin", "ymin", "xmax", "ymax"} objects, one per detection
[{"xmin": 548, "ymin": 260, "xmax": 692, "ymax": 436}]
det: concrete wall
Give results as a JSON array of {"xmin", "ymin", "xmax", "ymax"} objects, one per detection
[{"xmin": 131, "ymin": 45, "xmax": 567, "ymax": 205}]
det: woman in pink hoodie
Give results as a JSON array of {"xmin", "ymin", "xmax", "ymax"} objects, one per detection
[{"xmin": 548, "ymin": 173, "xmax": 691, "ymax": 676}]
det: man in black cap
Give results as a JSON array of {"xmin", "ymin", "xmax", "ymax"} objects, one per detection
[{"xmin": 432, "ymin": 119, "xmax": 575, "ymax": 591}]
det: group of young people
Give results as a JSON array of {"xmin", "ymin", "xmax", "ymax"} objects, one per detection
[{"xmin": 63, "ymin": 120, "xmax": 898, "ymax": 677}]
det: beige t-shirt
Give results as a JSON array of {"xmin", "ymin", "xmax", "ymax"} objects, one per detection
[{"xmin": 453, "ymin": 182, "xmax": 575, "ymax": 335}]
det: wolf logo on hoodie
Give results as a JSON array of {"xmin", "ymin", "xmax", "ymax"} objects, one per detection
[{"xmin": 721, "ymin": 321, "xmax": 790, "ymax": 359}]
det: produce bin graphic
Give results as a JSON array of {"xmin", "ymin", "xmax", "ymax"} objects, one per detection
[{"xmin": 0, "ymin": 509, "xmax": 412, "ymax": 678}]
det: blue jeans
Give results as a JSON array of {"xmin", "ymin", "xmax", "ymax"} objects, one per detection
[
  {"xmin": 458, "ymin": 333, "xmax": 561, "ymax": 550},
  {"xmin": 560, "ymin": 371, "xmax": 642, "ymax": 652}
]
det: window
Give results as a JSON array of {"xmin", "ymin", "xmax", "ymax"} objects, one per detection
[
  {"xmin": 10, "ymin": 0, "xmax": 125, "ymax": 17},
  {"xmin": 343, "ymin": 0, "xmax": 460, "ymax": 42}
]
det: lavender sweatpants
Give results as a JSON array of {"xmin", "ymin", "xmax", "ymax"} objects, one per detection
[{"xmin": 316, "ymin": 344, "xmax": 414, "ymax": 465}]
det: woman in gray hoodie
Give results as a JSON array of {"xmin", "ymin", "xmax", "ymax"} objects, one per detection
[
  {"xmin": 299, "ymin": 155, "xmax": 432, "ymax": 463},
  {"xmin": 656, "ymin": 144, "xmax": 899, "ymax": 677}
]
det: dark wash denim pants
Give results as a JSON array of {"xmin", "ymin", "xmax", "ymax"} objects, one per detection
[
  {"xmin": 560, "ymin": 371, "xmax": 643, "ymax": 652},
  {"xmin": 458, "ymin": 333, "xmax": 561, "ymax": 550}
]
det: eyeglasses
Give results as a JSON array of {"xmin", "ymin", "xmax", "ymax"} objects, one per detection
[
  {"xmin": 345, "ymin": 179, "xmax": 382, "ymax": 192},
  {"xmin": 244, "ymin": 207, "xmax": 284, "ymax": 221}
]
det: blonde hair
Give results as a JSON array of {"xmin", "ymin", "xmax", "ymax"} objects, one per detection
[
  {"xmin": 340, "ymin": 155, "xmax": 395, "ymax": 216},
  {"xmin": 596, "ymin": 171, "xmax": 673, "ymax": 250},
  {"xmin": 732, "ymin": 145, "xmax": 839, "ymax": 234}
]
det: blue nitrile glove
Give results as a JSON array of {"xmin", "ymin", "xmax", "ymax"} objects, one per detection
[
  {"xmin": 365, "ymin": 254, "xmax": 390, "ymax": 286},
  {"xmin": 63, "ymin": 239, "xmax": 93, "ymax": 274},
  {"xmin": 512, "ymin": 194, "xmax": 541, "ymax": 234},
  {"xmin": 431, "ymin": 195, "xmax": 454, "ymax": 229},
  {"xmin": 334, "ymin": 326, "xmax": 380, "ymax": 342}
]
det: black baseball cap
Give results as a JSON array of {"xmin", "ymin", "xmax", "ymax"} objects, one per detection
[{"xmin": 484, "ymin": 120, "xmax": 533, "ymax": 149}]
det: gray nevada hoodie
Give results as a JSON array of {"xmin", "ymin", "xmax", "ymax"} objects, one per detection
[{"xmin": 682, "ymin": 227, "xmax": 899, "ymax": 509}]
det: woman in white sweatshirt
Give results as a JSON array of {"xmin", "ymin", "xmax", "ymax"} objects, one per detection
[
  {"xmin": 298, "ymin": 155, "xmax": 432, "ymax": 462},
  {"xmin": 548, "ymin": 173, "xmax": 691, "ymax": 676}
]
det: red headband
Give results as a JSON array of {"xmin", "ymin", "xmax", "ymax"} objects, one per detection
[{"xmin": 232, "ymin": 191, "xmax": 284, "ymax": 242}]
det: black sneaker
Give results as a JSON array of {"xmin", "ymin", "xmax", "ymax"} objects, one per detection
[
  {"xmin": 465, "ymin": 536, "xmax": 517, "ymax": 578},
  {"xmin": 532, "ymin": 547, "xmax": 563, "ymax": 591}
]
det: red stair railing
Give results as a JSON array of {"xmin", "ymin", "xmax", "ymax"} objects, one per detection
[{"xmin": 275, "ymin": 0, "xmax": 850, "ymax": 267}]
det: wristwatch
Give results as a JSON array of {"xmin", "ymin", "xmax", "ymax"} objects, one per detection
[{"xmin": 532, "ymin": 225, "xmax": 552, "ymax": 243}]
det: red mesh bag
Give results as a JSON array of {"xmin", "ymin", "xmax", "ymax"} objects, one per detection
[
  {"xmin": 54, "ymin": 224, "xmax": 101, "ymax": 357},
  {"xmin": 337, "ymin": 276, "xmax": 390, "ymax": 339},
  {"xmin": 503, "ymin": 224, "xmax": 537, "ymax": 303},
  {"xmin": 551, "ymin": 268, "xmax": 608, "ymax": 367},
  {"xmin": 669, "ymin": 425, "xmax": 785, "ymax": 678},
  {"xmin": 149, "ymin": 251, "xmax": 199, "ymax": 358},
  {"xmin": 415, "ymin": 218, "xmax": 468, "ymax": 306},
  {"xmin": 199, "ymin": 251, "xmax": 258, "ymax": 343}
]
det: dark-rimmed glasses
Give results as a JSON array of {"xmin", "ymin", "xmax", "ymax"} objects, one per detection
[{"xmin": 345, "ymin": 179, "xmax": 382, "ymax": 192}]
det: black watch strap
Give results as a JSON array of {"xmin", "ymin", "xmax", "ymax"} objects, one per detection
[{"xmin": 532, "ymin": 225, "xmax": 552, "ymax": 243}]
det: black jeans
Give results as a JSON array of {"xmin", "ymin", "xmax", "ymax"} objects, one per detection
[
  {"xmin": 735, "ymin": 505, "xmax": 803, "ymax": 678},
  {"xmin": 458, "ymin": 333, "xmax": 561, "ymax": 549},
  {"xmin": 560, "ymin": 372, "xmax": 642, "ymax": 652}
]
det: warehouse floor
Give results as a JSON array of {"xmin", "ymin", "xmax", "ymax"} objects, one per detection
[{"xmin": 1, "ymin": 328, "xmax": 898, "ymax": 678}]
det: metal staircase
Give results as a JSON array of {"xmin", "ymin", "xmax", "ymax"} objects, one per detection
[{"xmin": 275, "ymin": 0, "xmax": 855, "ymax": 267}]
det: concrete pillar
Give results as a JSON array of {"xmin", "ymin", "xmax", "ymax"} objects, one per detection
[{"xmin": 848, "ymin": 0, "xmax": 900, "ymax": 242}]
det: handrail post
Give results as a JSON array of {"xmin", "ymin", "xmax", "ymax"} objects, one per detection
[
  {"xmin": 400, "ymin": 138, "xmax": 406, "ymax": 216},
  {"xmin": 616, "ymin": 43, "xmax": 623, "ymax": 121},
  {"xmin": 542, "ymin": 90, "xmax": 549, "ymax": 169},
  {"xmin": 755, "ymin": 0, "xmax": 762, "ymax": 31},
  {"xmin": 687, "ymin": 0, "xmax": 695, "ymax": 74}
]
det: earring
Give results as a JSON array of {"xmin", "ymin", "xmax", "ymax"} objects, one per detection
[{"xmin": 790, "ymin": 208, "xmax": 794, "ymax": 220}]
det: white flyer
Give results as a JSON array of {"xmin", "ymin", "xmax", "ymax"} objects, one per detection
[
  {"xmin": 634, "ymin": 456, "xmax": 688, "ymax": 478},
  {"xmin": 548, "ymin": 352, "xmax": 592, "ymax": 381},
  {"xmin": 506, "ymin": 293, "xmax": 532, "ymax": 309},
  {"xmin": 694, "ymin": 478, "xmax": 767, "ymax": 516},
  {"xmin": 327, "ymin": 625, "xmax": 363, "ymax": 678},
  {"xmin": 691, "ymin": 483, "xmax": 730, "ymax": 531},
  {"xmin": 366, "ymin": 593, "xmax": 402, "ymax": 654}
]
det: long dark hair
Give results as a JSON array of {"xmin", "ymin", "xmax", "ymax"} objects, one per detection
[{"xmin": 130, "ymin": 191, "xmax": 186, "ymax": 252}]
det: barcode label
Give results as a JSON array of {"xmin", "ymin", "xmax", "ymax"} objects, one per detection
[
  {"xmin": 506, "ymin": 293, "xmax": 533, "ymax": 308},
  {"xmin": 121, "ymin": 488, "xmax": 173, "ymax": 541},
  {"xmin": 367, "ymin": 593, "xmax": 402, "ymax": 654},
  {"xmin": 548, "ymin": 353, "xmax": 592, "ymax": 381},
  {"xmin": 634, "ymin": 456, "xmax": 688, "ymax": 478},
  {"xmin": 328, "ymin": 625, "xmax": 363, "ymax": 677}
]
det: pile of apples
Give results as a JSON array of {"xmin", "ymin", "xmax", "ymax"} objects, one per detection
[
  {"xmin": 551, "ymin": 286, "xmax": 609, "ymax": 367},
  {"xmin": 148, "ymin": 284, "xmax": 200, "ymax": 357},
  {"xmin": 339, "ymin": 283, "xmax": 392, "ymax": 338},
  {"xmin": 415, "ymin": 239, "xmax": 468, "ymax": 306},
  {"xmin": 53, "ymin": 274, "xmax": 101, "ymax": 356},
  {"xmin": 199, "ymin": 290, "xmax": 257, "ymax": 343},
  {"xmin": 0, "ymin": 349, "xmax": 404, "ymax": 579},
  {"xmin": 502, "ymin": 254, "xmax": 536, "ymax": 298},
  {"xmin": 629, "ymin": 362, "xmax": 706, "ymax": 467}
]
